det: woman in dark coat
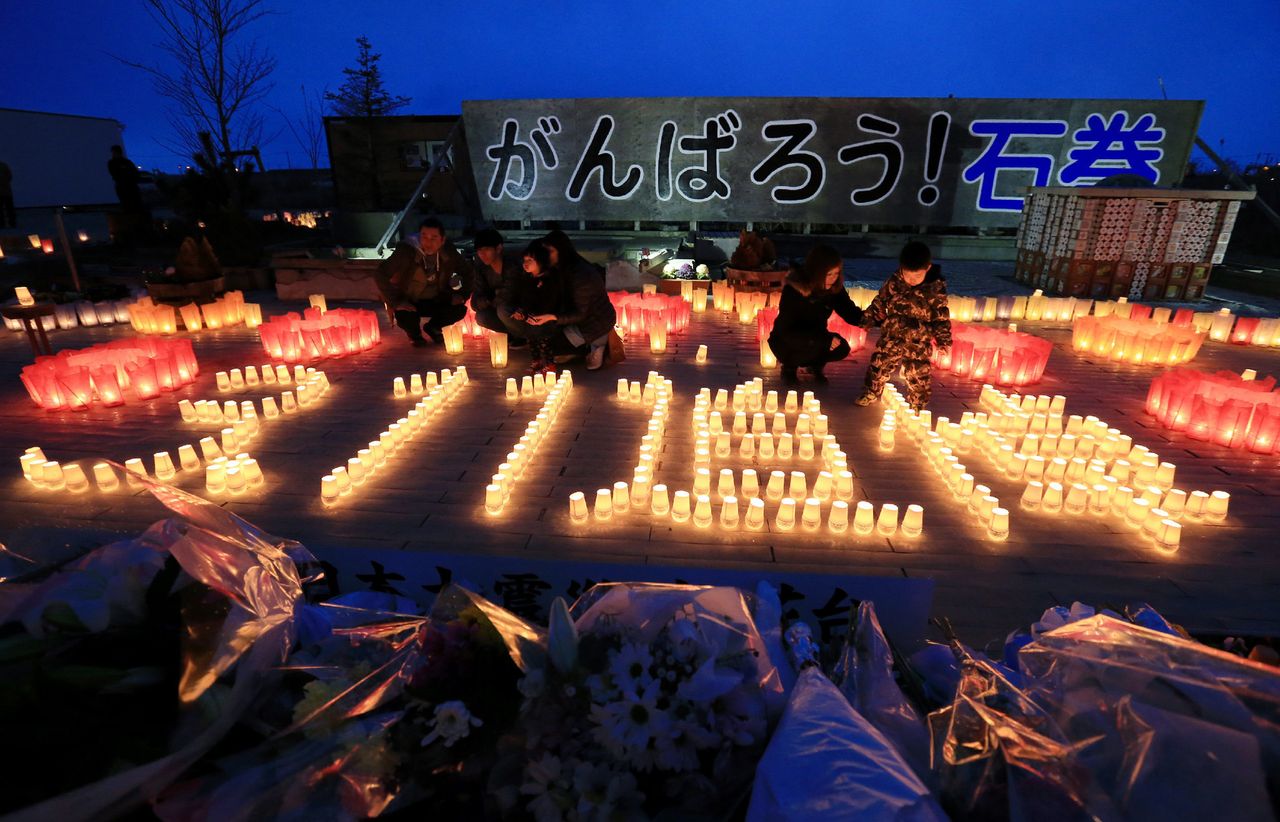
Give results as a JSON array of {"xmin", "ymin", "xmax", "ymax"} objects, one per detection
[
  {"xmin": 542, "ymin": 230, "xmax": 617, "ymax": 370},
  {"xmin": 502, "ymin": 241, "xmax": 564, "ymax": 374},
  {"xmin": 767, "ymin": 244, "xmax": 863, "ymax": 384}
]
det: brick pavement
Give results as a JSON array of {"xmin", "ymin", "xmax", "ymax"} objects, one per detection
[{"xmin": 3, "ymin": 277, "xmax": 1280, "ymax": 651}]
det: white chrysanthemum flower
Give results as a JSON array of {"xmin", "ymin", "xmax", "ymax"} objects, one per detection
[
  {"xmin": 590, "ymin": 678, "xmax": 671, "ymax": 755},
  {"xmin": 608, "ymin": 642, "xmax": 655, "ymax": 694},
  {"xmin": 420, "ymin": 700, "xmax": 482, "ymax": 748}
]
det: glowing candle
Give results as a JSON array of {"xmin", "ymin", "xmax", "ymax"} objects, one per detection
[
  {"xmin": 1156, "ymin": 519, "xmax": 1182, "ymax": 553},
  {"xmin": 89, "ymin": 462, "xmax": 118, "ymax": 491},
  {"xmin": 591, "ymin": 488, "xmax": 613, "ymax": 521},
  {"xmin": 606, "ymin": 481, "xmax": 628, "ymax": 514},
  {"xmin": 1162, "ymin": 489, "xmax": 1186, "ymax": 517},
  {"xmin": 738, "ymin": 433, "xmax": 756, "ymax": 459},
  {"xmin": 798, "ymin": 436, "xmax": 815, "ymax": 460},
  {"xmin": 788, "ymin": 471, "xmax": 807, "ymax": 499},
  {"xmin": 1206, "ymin": 490, "xmax": 1230, "ymax": 522},
  {"xmin": 745, "ymin": 497, "xmax": 766, "ymax": 530},
  {"xmin": 1042, "ymin": 482, "xmax": 1064, "ymax": 513},
  {"xmin": 988, "ymin": 507, "xmax": 1010, "ymax": 540},
  {"xmin": 869, "ymin": 503, "xmax": 895, "ymax": 536},
  {"xmin": 835, "ymin": 470, "xmax": 854, "ymax": 501},
  {"xmin": 775, "ymin": 498, "xmax": 797, "ymax": 531},
  {"xmin": 281, "ymin": 392, "xmax": 297, "ymax": 413},
  {"xmin": 853, "ymin": 501, "xmax": 875, "ymax": 535},
  {"xmin": 1063, "ymin": 483, "xmax": 1088, "ymax": 515},
  {"xmin": 828, "ymin": 500, "xmax": 849, "ymax": 533},
  {"xmin": 879, "ymin": 425, "xmax": 895, "ymax": 451},
  {"xmin": 154, "ymin": 451, "xmax": 176, "ymax": 481},
  {"xmin": 812, "ymin": 471, "xmax": 833, "ymax": 502},
  {"xmin": 713, "ymin": 468, "xmax": 736, "ymax": 500},
  {"xmin": 331, "ymin": 467, "xmax": 351, "ymax": 494},
  {"xmin": 178, "ymin": 400, "xmax": 198, "ymax": 422},
  {"xmin": 205, "ymin": 463, "xmax": 226, "ymax": 493},
  {"xmin": 766, "ymin": 471, "xmax": 786, "ymax": 501},
  {"xmin": 736, "ymin": 469, "xmax": 758, "ymax": 499},
  {"xmin": 1020, "ymin": 481, "xmax": 1044, "ymax": 511},
  {"xmin": 59, "ymin": 463, "xmax": 88, "ymax": 493},
  {"xmin": 901, "ymin": 504, "xmax": 924, "ymax": 537},
  {"xmin": 224, "ymin": 465, "xmax": 245, "ymax": 495},
  {"xmin": 321, "ymin": 475, "xmax": 340, "ymax": 505},
  {"xmin": 216, "ymin": 371, "xmax": 231, "ymax": 391},
  {"xmin": 692, "ymin": 494, "xmax": 713, "ymax": 527},
  {"xmin": 261, "ymin": 397, "xmax": 280, "ymax": 419},
  {"xmin": 671, "ymin": 490, "xmax": 691, "ymax": 523},
  {"xmin": 393, "ymin": 377, "xmax": 407, "ymax": 398},
  {"xmin": 1126, "ymin": 497, "xmax": 1151, "ymax": 530},
  {"xmin": 720, "ymin": 495, "xmax": 740, "ymax": 529},
  {"xmin": 346, "ymin": 457, "xmax": 365, "ymax": 484},
  {"xmin": 696, "ymin": 344, "xmax": 708, "ymax": 363},
  {"xmin": 651, "ymin": 484, "xmax": 670, "ymax": 516},
  {"xmin": 758, "ymin": 433, "xmax": 775, "ymax": 459},
  {"xmin": 1089, "ymin": 483, "xmax": 1111, "ymax": 515}
]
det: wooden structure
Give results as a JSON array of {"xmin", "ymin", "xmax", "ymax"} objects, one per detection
[{"xmin": 1014, "ymin": 187, "xmax": 1255, "ymax": 301}]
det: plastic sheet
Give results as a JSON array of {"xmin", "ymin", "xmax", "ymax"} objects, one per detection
[
  {"xmin": 570, "ymin": 581, "xmax": 787, "ymax": 714},
  {"xmin": 834, "ymin": 601, "xmax": 933, "ymax": 781},
  {"xmin": 747, "ymin": 668, "xmax": 947, "ymax": 821},
  {"xmin": 1018, "ymin": 615, "xmax": 1280, "ymax": 820},
  {"xmin": 4, "ymin": 477, "xmax": 312, "ymax": 821}
]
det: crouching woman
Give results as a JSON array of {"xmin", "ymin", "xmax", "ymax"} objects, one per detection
[{"xmin": 767, "ymin": 244, "xmax": 863, "ymax": 384}]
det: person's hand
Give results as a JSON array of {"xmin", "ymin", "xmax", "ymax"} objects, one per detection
[{"xmin": 527, "ymin": 313, "xmax": 556, "ymax": 326}]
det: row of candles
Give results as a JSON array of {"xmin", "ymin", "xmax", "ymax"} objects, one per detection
[
  {"xmin": 322, "ymin": 367, "xmax": 468, "ymax": 505},
  {"xmin": 20, "ymin": 337, "xmax": 199, "ymax": 410},
  {"xmin": 127, "ymin": 292, "xmax": 260, "ymax": 335},
  {"xmin": 18, "ymin": 446, "xmax": 265, "ymax": 495},
  {"xmin": 484, "ymin": 371, "xmax": 573, "ymax": 514},
  {"xmin": 931, "ymin": 323, "xmax": 1053, "ymax": 387},
  {"xmin": 1071, "ymin": 315, "xmax": 1206, "ymax": 366},
  {"xmin": 966, "ymin": 385, "xmax": 1234, "ymax": 551},
  {"xmin": 183, "ymin": 364, "xmax": 325, "ymax": 429},
  {"xmin": 503, "ymin": 371, "xmax": 556, "ymax": 400},
  {"xmin": 215, "ymin": 363, "xmax": 305, "ymax": 392},
  {"xmin": 1146, "ymin": 368, "xmax": 1280, "ymax": 452},
  {"xmin": 20, "ymin": 364, "xmax": 329, "ymax": 495},
  {"xmin": 258, "ymin": 307, "xmax": 382, "ymax": 363},
  {"xmin": 882, "ymin": 385, "xmax": 1009, "ymax": 540}
]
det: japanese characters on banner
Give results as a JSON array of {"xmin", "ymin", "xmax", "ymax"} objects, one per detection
[
  {"xmin": 300, "ymin": 547, "xmax": 935, "ymax": 648},
  {"xmin": 462, "ymin": 97, "xmax": 1202, "ymax": 228}
]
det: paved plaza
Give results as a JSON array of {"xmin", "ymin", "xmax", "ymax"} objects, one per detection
[{"xmin": 3, "ymin": 261, "xmax": 1280, "ymax": 650}]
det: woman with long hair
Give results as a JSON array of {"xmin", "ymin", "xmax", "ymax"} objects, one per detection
[{"xmin": 767, "ymin": 244, "xmax": 864, "ymax": 384}]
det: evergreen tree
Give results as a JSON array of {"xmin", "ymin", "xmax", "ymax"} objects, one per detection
[{"xmin": 326, "ymin": 36, "xmax": 411, "ymax": 118}]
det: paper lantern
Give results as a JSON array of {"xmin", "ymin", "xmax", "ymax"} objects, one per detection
[
  {"xmin": 257, "ymin": 307, "xmax": 381, "ymax": 363},
  {"xmin": 1146, "ymin": 368, "xmax": 1280, "ymax": 453},
  {"xmin": 1073, "ymin": 315, "xmax": 1205, "ymax": 365},
  {"xmin": 489, "ymin": 333, "xmax": 509, "ymax": 367},
  {"xmin": 19, "ymin": 337, "xmax": 199, "ymax": 411}
]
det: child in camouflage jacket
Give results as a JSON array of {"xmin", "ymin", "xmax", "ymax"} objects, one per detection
[{"xmin": 856, "ymin": 241, "xmax": 951, "ymax": 411}]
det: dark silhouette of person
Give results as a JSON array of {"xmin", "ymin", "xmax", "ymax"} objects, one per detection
[
  {"xmin": 107, "ymin": 145, "xmax": 143, "ymax": 214},
  {"xmin": 0, "ymin": 160, "xmax": 15, "ymax": 228}
]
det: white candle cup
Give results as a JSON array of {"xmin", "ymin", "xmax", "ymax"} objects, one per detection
[
  {"xmin": 1162, "ymin": 489, "xmax": 1187, "ymax": 517},
  {"xmin": 1144, "ymin": 508, "xmax": 1170, "ymax": 539},
  {"xmin": 1156, "ymin": 519, "xmax": 1182, "ymax": 553},
  {"xmin": 1089, "ymin": 483, "xmax": 1112, "ymax": 516},
  {"xmin": 969, "ymin": 485, "xmax": 992, "ymax": 513},
  {"xmin": 331, "ymin": 467, "xmax": 351, "ymax": 494},
  {"xmin": 775, "ymin": 498, "xmax": 797, "ymax": 531},
  {"xmin": 738, "ymin": 433, "xmax": 756, "ymax": 459},
  {"xmin": 1206, "ymin": 490, "xmax": 1230, "ymax": 521},
  {"xmin": 1125, "ymin": 497, "xmax": 1151, "ymax": 530},
  {"xmin": 693, "ymin": 494, "xmax": 713, "ymax": 528},
  {"xmin": 758, "ymin": 433, "xmax": 775, "ymax": 459},
  {"xmin": 225, "ymin": 465, "xmax": 245, "ymax": 495},
  {"xmin": 612, "ymin": 481, "xmax": 631, "ymax": 514},
  {"xmin": 988, "ymin": 507, "xmax": 1010, "ymax": 540},
  {"xmin": 215, "ymin": 371, "xmax": 231, "ymax": 391},
  {"xmin": 153, "ymin": 451, "xmax": 176, "ymax": 481},
  {"xmin": 261, "ymin": 397, "xmax": 280, "ymax": 419},
  {"xmin": 347, "ymin": 457, "xmax": 366, "ymax": 484},
  {"xmin": 765, "ymin": 470, "xmax": 786, "ymax": 501},
  {"xmin": 719, "ymin": 495, "xmax": 740, "ymax": 529},
  {"xmin": 876, "ymin": 503, "xmax": 899, "ymax": 536},
  {"xmin": 321, "ymin": 475, "xmax": 340, "ymax": 505},
  {"xmin": 901, "ymin": 504, "xmax": 924, "ymax": 537},
  {"xmin": 853, "ymin": 501, "xmax": 875, "ymax": 535},
  {"xmin": 241, "ymin": 459, "xmax": 264, "ymax": 487},
  {"xmin": 693, "ymin": 468, "xmax": 712, "ymax": 497},
  {"xmin": 1042, "ymin": 482, "xmax": 1064, "ymax": 513},
  {"xmin": 205, "ymin": 463, "xmax": 226, "ymax": 493},
  {"xmin": 835, "ymin": 471, "xmax": 854, "ymax": 501},
  {"xmin": 651, "ymin": 483, "xmax": 671, "ymax": 516},
  {"xmin": 281, "ymin": 392, "xmax": 297, "ymax": 413},
  {"xmin": 393, "ymin": 377, "xmax": 407, "ymax": 398},
  {"xmin": 229, "ymin": 369, "xmax": 245, "ymax": 390},
  {"xmin": 61, "ymin": 463, "xmax": 89, "ymax": 493},
  {"xmin": 716, "ymin": 468, "xmax": 737, "ymax": 499},
  {"xmin": 696, "ymin": 344, "xmax": 708, "ymax": 363},
  {"xmin": 745, "ymin": 497, "xmax": 767, "ymax": 530},
  {"xmin": 826, "ymin": 499, "xmax": 849, "ymax": 533},
  {"xmin": 84, "ymin": 461, "xmax": 119, "ymax": 493},
  {"xmin": 813, "ymin": 471, "xmax": 833, "ymax": 501},
  {"xmin": 671, "ymin": 490, "xmax": 692, "ymax": 523},
  {"xmin": 593, "ymin": 488, "xmax": 613, "ymax": 521},
  {"xmin": 568, "ymin": 491, "xmax": 589, "ymax": 523},
  {"xmin": 778, "ymin": 433, "xmax": 795, "ymax": 460},
  {"xmin": 1064, "ymin": 483, "xmax": 1089, "ymax": 515},
  {"xmin": 788, "ymin": 470, "xmax": 808, "ymax": 500}
]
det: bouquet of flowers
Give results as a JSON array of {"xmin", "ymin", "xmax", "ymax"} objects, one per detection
[{"xmin": 495, "ymin": 583, "xmax": 786, "ymax": 820}]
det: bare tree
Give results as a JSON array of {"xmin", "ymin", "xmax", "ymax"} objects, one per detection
[
  {"xmin": 274, "ymin": 84, "xmax": 328, "ymax": 169},
  {"xmin": 122, "ymin": 0, "xmax": 277, "ymax": 162}
]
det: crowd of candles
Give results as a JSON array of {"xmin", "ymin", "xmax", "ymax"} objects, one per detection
[
  {"xmin": 1071, "ymin": 315, "xmax": 1206, "ymax": 365},
  {"xmin": 128, "ymin": 292, "xmax": 261, "ymax": 335},
  {"xmin": 322, "ymin": 367, "xmax": 469, "ymax": 506},
  {"xmin": 20, "ymin": 337, "xmax": 199, "ymax": 410},
  {"xmin": 573, "ymin": 375, "xmax": 919, "ymax": 537},
  {"xmin": 257, "ymin": 307, "xmax": 381, "ymax": 363},
  {"xmin": 931, "ymin": 323, "xmax": 1053, "ymax": 387},
  {"xmin": 1146, "ymin": 368, "xmax": 1280, "ymax": 451},
  {"xmin": 961, "ymin": 384, "xmax": 1234, "ymax": 553},
  {"xmin": 486, "ymin": 370, "xmax": 572, "ymax": 514}
]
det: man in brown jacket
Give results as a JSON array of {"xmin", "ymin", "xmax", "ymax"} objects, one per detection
[{"xmin": 375, "ymin": 218, "xmax": 473, "ymax": 346}]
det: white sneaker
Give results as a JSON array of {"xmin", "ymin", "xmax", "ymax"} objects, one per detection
[{"xmin": 586, "ymin": 345, "xmax": 605, "ymax": 370}]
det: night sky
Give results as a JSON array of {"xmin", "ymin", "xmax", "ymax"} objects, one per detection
[{"xmin": 1, "ymin": 0, "xmax": 1276, "ymax": 172}]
